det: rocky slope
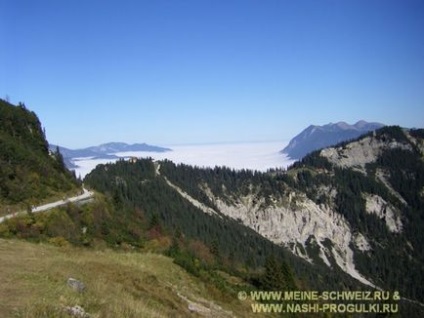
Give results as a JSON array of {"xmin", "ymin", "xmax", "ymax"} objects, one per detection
[
  {"xmin": 152, "ymin": 126, "xmax": 424, "ymax": 304},
  {"xmin": 85, "ymin": 125, "xmax": 424, "ymax": 312}
]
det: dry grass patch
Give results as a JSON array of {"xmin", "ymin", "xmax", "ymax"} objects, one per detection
[{"xmin": 0, "ymin": 239, "xmax": 256, "ymax": 317}]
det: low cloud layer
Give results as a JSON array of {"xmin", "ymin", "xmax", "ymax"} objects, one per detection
[{"xmin": 73, "ymin": 141, "xmax": 295, "ymax": 179}]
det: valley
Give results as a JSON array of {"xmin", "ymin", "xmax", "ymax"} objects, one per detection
[
  {"xmin": 3, "ymin": 0, "xmax": 423, "ymax": 316},
  {"xmin": 67, "ymin": 141, "xmax": 295, "ymax": 179}
]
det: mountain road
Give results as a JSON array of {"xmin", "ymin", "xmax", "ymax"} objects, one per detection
[{"xmin": 0, "ymin": 188, "xmax": 94, "ymax": 223}]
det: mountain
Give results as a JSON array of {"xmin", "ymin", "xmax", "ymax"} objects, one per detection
[
  {"xmin": 2, "ymin": 104, "xmax": 424, "ymax": 315},
  {"xmin": 0, "ymin": 102, "xmax": 269, "ymax": 316},
  {"xmin": 49, "ymin": 142, "xmax": 172, "ymax": 169},
  {"xmin": 83, "ymin": 125, "xmax": 424, "ymax": 315},
  {"xmin": 2, "ymin": 101, "xmax": 423, "ymax": 315},
  {"xmin": 282, "ymin": 120, "xmax": 384, "ymax": 160},
  {"xmin": 51, "ymin": 142, "xmax": 172, "ymax": 158},
  {"xmin": 0, "ymin": 99, "xmax": 79, "ymax": 210}
]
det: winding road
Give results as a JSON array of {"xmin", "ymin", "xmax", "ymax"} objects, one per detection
[{"xmin": 0, "ymin": 188, "xmax": 94, "ymax": 223}]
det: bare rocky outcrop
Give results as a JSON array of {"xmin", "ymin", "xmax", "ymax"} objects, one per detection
[
  {"xmin": 177, "ymin": 292, "xmax": 234, "ymax": 317},
  {"xmin": 67, "ymin": 278, "xmax": 86, "ymax": 293},
  {"xmin": 320, "ymin": 135, "xmax": 413, "ymax": 172},
  {"xmin": 211, "ymin": 192, "xmax": 375, "ymax": 287},
  {"xmin": 156, "ymin": 130, "xmax": 421, "ymax": 289},
  {"xmin": 162, "ymin": 176, "xmax": 219, "ymax": 217},
  {"xmin": 64, "ymin": 305, "xmax": 90, "ymax": 318},
  {"xmin": 162, "ymin": 175, "xmax": 377, "ymax": 287},
  {"xmin": 166, "ymin": 282, "xmax": 235, "ymax": 318},
  {"xmin": 375, "ymin": 169, "xmax": 408, "ymax": 205},
  {"xmin": 354, "ymin": 232, "xmax": 371, "ymax": 251},
  {"xmin": 364, "ymin": 194, "xmax": 402, "ymax": 233},
  {"xmin": 405, "ymin": 131, "xmax": 424, "ymax": 155},
  {"xmin": 157, "ymin": 163, "xmax": 219, "ymax": 217}
]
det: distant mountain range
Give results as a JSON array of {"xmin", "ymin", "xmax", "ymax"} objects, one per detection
[
  {"xmin": 49, "ymin": 142, "xmax": 172, "ymax": 169},
  {"xmin": 281, "ymin": 120, "xmax": 385, "ymax": 160}
]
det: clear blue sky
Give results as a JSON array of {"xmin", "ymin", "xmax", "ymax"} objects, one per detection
[{"xmin": 1, "ymin": 0, "xmax": 423, "ymax": 148}]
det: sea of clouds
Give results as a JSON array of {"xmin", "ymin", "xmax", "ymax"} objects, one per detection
[{"xmin": 73, "ymin": 141, "xmax": 295, "ymax": 179}]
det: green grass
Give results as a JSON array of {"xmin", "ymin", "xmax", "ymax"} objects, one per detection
[{"xmin": 0, "ymin": 239, "xmax": 256, "ymax": 317}]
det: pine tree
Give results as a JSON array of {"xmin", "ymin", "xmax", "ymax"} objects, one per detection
[{"xmin": 261, "ymin": 255, "xmax": 296, "ymax": 291}]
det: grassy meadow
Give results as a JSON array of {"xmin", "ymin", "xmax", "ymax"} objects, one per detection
[{"xmin": 0, "ymin": 239, "xmax": 256, "ymax": 317}]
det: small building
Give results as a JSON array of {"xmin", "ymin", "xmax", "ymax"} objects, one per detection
[{"xmin": 128, "ymin": 156, "xmax": 138, "ymax": 163}]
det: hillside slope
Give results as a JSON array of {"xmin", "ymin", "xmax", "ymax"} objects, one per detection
[
  {"xmin": 0, "ymin": 99, "xmax": 79, "ymax": 214},
  {"xmin": 5, "ymin": 102, "xmax": 422, "ymax": 316},
  {"xmin": 0, "ymin": 238, "xmax": 253, "ymax": 317},
  {"xmin": 85, "ymin": 126, "xmax": 424, "ymax": 316}
]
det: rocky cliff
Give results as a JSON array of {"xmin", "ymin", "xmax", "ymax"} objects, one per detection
[
  {"xmin": 156, "ymin": 126, "xmax": 424, "ymax": 303},
  {"xmin": 85, "ymin": 126, "xmax": 424, "ymax": 308}
]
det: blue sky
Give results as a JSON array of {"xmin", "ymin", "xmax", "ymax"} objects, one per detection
[{"xmin": 1, "ymin": 0, "xmax": 423, "ymax": 148}]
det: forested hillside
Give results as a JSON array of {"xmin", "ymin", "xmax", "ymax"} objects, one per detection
[
  {"xmin": 286, "ymin": 127, "xmax": 424, "ymax": 298},
  {"xmin": 0, "ymin": 99, "xmax": 79, "ymax": 214},
  {"xmin": 2, "ymin": 102, "xmax": 423, "ymax": 316},
  {"xmin": 84, "ymin": 126, "xmax": 424, "ymax": 316},
  {"xmin": 84, "ymin": 159, "xmax": 360, "ymax": 292}
]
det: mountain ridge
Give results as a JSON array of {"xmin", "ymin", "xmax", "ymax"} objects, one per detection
[
  {"xmin": 0, "ymin": 99, "xmax": 79, "ymax": 211},
  {"xmin": 84, "ymin": 125, "xmax": 424, "ymax": 313},
  {"xmin": 49, "ymin": 142, "xmax": 172, "ymax": 170},
  {"xmin": 282, "ymin": 120, "xmax": 385, "ymax": 160},
  {"xmin": 2, "ymin": 100, "xmax": 423, "ymax": 316},
  {"xmin": 50, "ymin": 142, "xmax": 171, "ymax": 158}
]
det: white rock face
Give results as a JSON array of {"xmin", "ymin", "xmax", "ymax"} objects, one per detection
[
  {"xmin": 212, "ymin": 192, "xmax": 375, "ymax": 287},
  {"xmin": 375, "ymin": 169, "xmax": 408, "ymax": 206},
  {"xmin": 405, "ymin": 130, "xmax": 424, "ymax": 155},
  {"xmin": 162, "ymin": 176, "xmax": 219, "ymax": 217},
  {"xmin": 157, "ymin": 163, "xmax": 219, "ymax": 217},
  {"xmin": 354, "ymin": 232, "xmax": 371, "ymax": 251},
  {"xmin": 320, "ymin": 136, "xmax": 413, "ymax": 172},
  {"xmin": 364, "ymin": 194, "xmax": 402, "ymax": 233},
  {"xmin": 161, "ymin": 169, "xmax": 380, "ymax": 287}
]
